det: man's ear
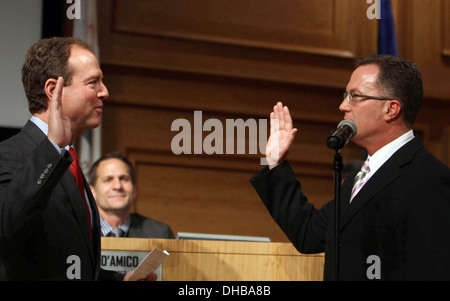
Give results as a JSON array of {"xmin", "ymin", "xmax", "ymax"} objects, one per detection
[
  {"xmin": 44, "ymin": 78, "xmax": 58, "ymax": 101},
  {"xmin": 89, "ymin": 185, "xmax": 96, "ymax": 199},
  {"xmin": 384, "ymin": 99, "xmax": 402, "ymax": 122}
]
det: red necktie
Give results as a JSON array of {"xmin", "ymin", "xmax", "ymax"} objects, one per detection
[{"xmin": 68, "ymin": 147, "xmax": 92, "ymax": 238}]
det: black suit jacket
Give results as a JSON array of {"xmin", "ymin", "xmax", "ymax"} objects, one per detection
[
  {"xmin": 126, "ymin": 213, "xmax": 174, "ymax": 239},
  {"xmin": 250, "ymin": 137, "xmax": 450, "ymax": 280},
  {"xmin": 0, "ymin": 121, "xmax": 123, "ymax": 280}
]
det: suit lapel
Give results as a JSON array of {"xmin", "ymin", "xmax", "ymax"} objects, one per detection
[
  {"xmin": 22, "ymin": 121, "xmax": 97, "ymax": 241},
  {"xmin": 340, "ymin": 165, "xmax": 401, "ymax": 229},
  {"xmin": 60, "ymin": 170, "xmax": 95, "ymax": 245},
  {"xmin": 22, "ymin": 120, "xmax": 101, "ymax": 271},
  {"xmin": 84, "ymin": 177, "xmax": 100, "ymax": 238},
  {"xmin": 127, "ymin": 214, "xmax": 138, "ymax": 237},
  {"xmin": 83, "ymin": 175, "xmax": 102, "ymax": 265},
  {"xmin": 22, "ymin": 120, "xmax": 47, "ymax": 145},
  {"xmin": 340, "ymin": 137, "xmax": 423, "ymax": 230}
]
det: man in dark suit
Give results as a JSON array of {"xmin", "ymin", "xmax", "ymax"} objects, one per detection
[
  {"xmin": 88, "ymin": 152, "xmax": 174, "ymax": 239},
  {"xmin": 250, "ymin": 55, "xmax": 450, "ymax": 280},
  {"xmin": 0, "ymin": 37, "xmax": 155, "ymax": 281}
]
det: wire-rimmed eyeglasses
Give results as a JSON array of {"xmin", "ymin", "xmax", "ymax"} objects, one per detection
[{"xmin": 343, "ymin": 91, "xmax": 392, "ymax": 104}]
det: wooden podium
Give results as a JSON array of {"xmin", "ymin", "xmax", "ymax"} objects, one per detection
[{"xmin": 101, "ymin": 237, "xmax": 324, "ymax": 281}]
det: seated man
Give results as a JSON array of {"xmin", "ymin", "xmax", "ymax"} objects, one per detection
[{"xmin": 89, "ymin": 152, "xmax": 174, "ymax": 238}]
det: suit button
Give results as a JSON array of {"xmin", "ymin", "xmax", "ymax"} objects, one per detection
[{"xmin": 37, "ymin": 179, "xmax": 42, "ymax": 185}]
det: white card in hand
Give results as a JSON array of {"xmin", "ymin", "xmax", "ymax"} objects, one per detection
[{"xmin": 128, "ymin": 248, "xmax": 169, "ymax": 281}]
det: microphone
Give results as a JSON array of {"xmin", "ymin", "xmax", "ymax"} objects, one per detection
[{"xmin": 327, "ymin": 120, "xmax": 357, "ymax": 150}]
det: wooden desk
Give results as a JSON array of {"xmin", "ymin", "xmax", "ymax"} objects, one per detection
[{"xmin": 101, "ymin": 237, "xmax": 324, "ymax": 281}]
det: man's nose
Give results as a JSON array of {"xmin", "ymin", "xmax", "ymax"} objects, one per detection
[
  {"xmin": 112, "ymin": 178, "xmax": 123, "ymax": 189},
  {"xmin": 98, "ymin": 82, "xmax": 109, "ymax": 100},
  {"xmin": 339, "ymin": 98, "xmax": 350, "ymax": 113}
]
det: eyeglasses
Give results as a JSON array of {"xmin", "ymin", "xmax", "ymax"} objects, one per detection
[{"xmin": 343, "ymin": 91, "xmax": 392, "ymax": 104}]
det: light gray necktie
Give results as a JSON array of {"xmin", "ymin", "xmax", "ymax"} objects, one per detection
[
  {"xmin": 109, "ymin": 227, "xmax": 124, "ymax": 237},
  {"xmin": 350, "ymin": 159, "xmax": 370, "ymax": 203}
]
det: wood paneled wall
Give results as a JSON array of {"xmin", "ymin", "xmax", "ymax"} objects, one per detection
[{"xmin": 96, "ymin": 0, "xmax": 450, "ymax": 242}]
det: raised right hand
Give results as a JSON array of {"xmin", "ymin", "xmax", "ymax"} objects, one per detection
[
  {"xmin": 265, "ymin": 102, "xmax": 297, "ymax": 169},
  {"xmin": 47, "ymin": 77, "xmax": 72, "ymax": 148}
]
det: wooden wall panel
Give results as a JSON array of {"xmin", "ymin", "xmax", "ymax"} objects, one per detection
[
  {"xmin": 443, "ymin": 0, "xmax": 450, "ymax": 56},
  {"xmin": 96, "ymin": 0, "xmax": 449, "ymax": 243},
  {"xmin": 391, "ymin": 0, "xmax": 450, "ymax": 98},
  {"xmin": 113, "ymin": 0, "xmax": 356, "ymax": 57},
  {"xmin": 98, "ymin": 0, "xmax": 377, "ymax": 88},
  {"xmin": 134, "ymin": 162, "xmax": 286, "ymax": 239},
  {"xmin": 101, "ymin": 97, "xmax": 364, "ymax": 242}
]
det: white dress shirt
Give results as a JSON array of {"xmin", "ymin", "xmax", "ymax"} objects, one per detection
[{"xmin": 351, "ymin": 130, "xmax": 415, "ymax": 198}]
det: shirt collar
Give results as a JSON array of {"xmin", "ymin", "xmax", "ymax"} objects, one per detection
[
  {"xmin": 30, "ymin": 116, "xmax": 72, "ymax": 151},
  {"xmin": 100, "ymin": 216, "xmax": 131, "ymax": 236},
  {"xmin": 30, "ymin": 115, "xmax": 49, "ymax": 135},
  {"xmin": 367, "ymin": 129, "xmax": 415, "ymax": 176}
]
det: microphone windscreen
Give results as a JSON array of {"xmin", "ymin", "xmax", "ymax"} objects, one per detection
[{"xmin": 337, "ymin": 119, "xmax": 357, "ymax": 138}]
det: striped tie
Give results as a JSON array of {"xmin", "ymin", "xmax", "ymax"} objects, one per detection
[
  {"xmin": 350, "ymin": 160, "xmax": 370, "ymax": 203},
  {"xmin": 108, "ymin": 227, "xmax": 124, "ymax": 237}
]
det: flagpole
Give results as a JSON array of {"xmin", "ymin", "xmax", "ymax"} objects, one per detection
[{"xmin": 378, "ymin": 0, "xmax": 398, "ymax": 55}]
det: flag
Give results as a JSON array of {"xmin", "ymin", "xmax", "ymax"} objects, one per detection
[
  {"xmin": 72, "ymin": 0, "xmax": 102, "ymax": 179},
  {"xmin": 377, "ymin": 0, "xmax": 398, "ymax": 55}
]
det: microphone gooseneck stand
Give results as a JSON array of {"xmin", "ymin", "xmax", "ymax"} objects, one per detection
[
  {"xmin": 332, "ymin": 150, "xmax": 343, "ymax": 281},
  {"xmin": 327, "ymin": 120, "xmax": 356, "ymax": 281}
]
